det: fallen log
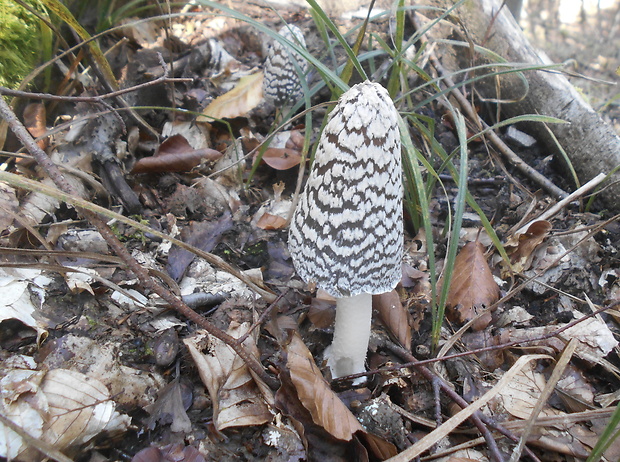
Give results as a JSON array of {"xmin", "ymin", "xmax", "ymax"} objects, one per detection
[{"xmin": 421, "ymin": 0, "xmax": 620, "ymax": 211}]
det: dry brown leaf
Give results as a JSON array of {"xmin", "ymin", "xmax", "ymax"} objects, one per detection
[
  {"xmin": 505, "ymin": 220, "xmax": 552, "ymax": 273},
  {"xmin": 144, "ymin": 379, "xmax": 192, "ymax": 433},
  {"xmin": 307, "ymin": 298, "xmax": 336, "ymax": 329},
  {"xmin": 502, "ymin": 310, "xmax": 618, "ymax": 364},
  {"xmin": 183, "ymin": 323, "xmax": 273, "ymax": 431},
  {"xmin": 285, "ymin": 331, "xmax": 364, "ymax": 441},
  {"xmin": 445, "ymin": 241, "xmax": 499, "ymax": 330},
  {"xmin": 374, "ymin": 291, "xmax": 411, "ymax": 348},
  {"xmin": 199, "ymin": 71, "xmax": 264, "ymax": 120},
  {"xmin": 23, "ymin": 102, "xmax": 49, "ymax": 151},
  {"xmin": 161, "ymin": 120, "xmax": 212, "ymax": 150},
  {"xmin": 359, "ymin": 431, "xmax": 398, "ymax": 459},
  {"xmin": 256, "ymin": 212, "xmax": 287, "ymax": 230},
  {"xmin": 131, "ymin": 135, "xmax": 222, "ymax": 174},
  {"xmin": 494, "ymin": 361, "xmax": 562, "ymax": 421},
  {"xmin": 261, "ymin": 147, "xmax": 302, "ymax": 170}
]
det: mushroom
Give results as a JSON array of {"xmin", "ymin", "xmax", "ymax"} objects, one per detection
[
  {"xmin": 288, "ymin": 81, "xmax": 402, "ymax": 380},
  {"xmin": 262, "ymin": 24, "xmax": 308, "ymax": 108}
]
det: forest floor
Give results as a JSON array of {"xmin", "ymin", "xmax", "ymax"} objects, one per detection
[{"xmin": 0, "ymin": 1, "xmax": 619, "ymax": 462}]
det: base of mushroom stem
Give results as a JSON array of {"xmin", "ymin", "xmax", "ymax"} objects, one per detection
[
  {"xmin": 324, "ymin": 345, "xmax": 368, "ymax": 386},
  {"xmin": 324, "ymin": 292, "xmax": 373, "ymax": 384}
]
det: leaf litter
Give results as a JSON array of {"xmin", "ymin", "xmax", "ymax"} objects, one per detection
[{"xmin": 0, "ymin": 0, "xmax": 619, "ymax": 461}]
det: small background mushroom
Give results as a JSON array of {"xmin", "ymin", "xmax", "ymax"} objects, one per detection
[{"xmin": 262, "ymin": 24, "xmax": 308, "ymax": 108}]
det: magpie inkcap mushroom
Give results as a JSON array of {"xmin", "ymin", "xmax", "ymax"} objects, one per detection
[{"xmin": 288, "ymin": 81, "xmax": 403, "ymax": 380}]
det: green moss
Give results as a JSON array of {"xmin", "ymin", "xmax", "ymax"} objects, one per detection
[{"xmin": 0, "ymin": 0, "xmax": 45, "ymax": 89}]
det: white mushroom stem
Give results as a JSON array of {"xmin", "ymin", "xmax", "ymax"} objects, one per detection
[{"xmin": 326, "ymin": 293, "xmax": 373, "ymax": 379}]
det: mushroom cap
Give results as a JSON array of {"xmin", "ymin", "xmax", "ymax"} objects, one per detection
[
  {"xmin": 288, "ymin": 81, "xmax": 403, "ymax": 298},
  {"xmin": 263, "ymin": 24, "xmax": 308, "ymax": 107}
]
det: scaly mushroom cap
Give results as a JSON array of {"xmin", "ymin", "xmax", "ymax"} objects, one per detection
[
  {"xmin": 288, "ymin": 81, "xmax": 402, "ymax": 298},
  {"xmin": 263, "ymin": 24, "xmax": 308, "ymax": 107}
]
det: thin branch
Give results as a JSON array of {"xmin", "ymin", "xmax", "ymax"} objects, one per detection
[
  {"xmin": 515, "ymin": 172, "xmax": 607, "ymax": 234},
  {"xmin": 0, "ymin": 96, "xmax": 279, "ymax": 390},
  {"xmin": 0, "ymin": 77, "xmax": 193, "ymax": 103}
]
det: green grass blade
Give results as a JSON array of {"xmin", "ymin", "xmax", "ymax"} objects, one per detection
[
  {"xmin": 399, "ymin": 113, "xmax": 438, "ymax": 336},
  {"xmin": 541, "ymin": 122, "xmax": 580, "ymax": 190},
  {"xmin": 433, "ymin": 111, "xmax": 468, "ymax": 350},
  {"xmin": 338, "ymin": 0, "xmax": 375, "ymax": 87},
  {"xmin": 39, "ymin": 0, "xmax": 119, "ymax": 90},
  {"xmin": 586, "ymin": 403, "xmax": 620, "ymax": 462},
  {"xmin": 303, "ymin": 0, "xmax": 367, "ymax": 87}
]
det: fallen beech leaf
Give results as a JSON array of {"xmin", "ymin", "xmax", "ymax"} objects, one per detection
[
  {"xmin": 359, "ymin": 431, "xmax": 398, "ymax": 459},
  {"xmin": 0, "ymin": 268, "xmax": 49, "ymax": 345},
  {"xmin": 183, "ymin": 323, "xmax": 273, "ymax": 431},
  {"xmin": 285, "ymin": 331, "xmax": 364, "ymax": 441},
  {"xmin": 374, "ymin": 291, "xmax": 411, "ymax": 348},
  {"xmin": 444, "ymin": 241, "xmax": 499, "ymax": 330},
  {"xmin": 495, "ymin": 361, "xmax": 562, "ymax": 421},
  {"xmin": 261, "ymin": 147, "xmax": 302, "ymax": 170},
  {"xmin": 462, "ymin": 330, "xmax": 508, "ymax": 370},
  {"xmin": 505, "ymin": 220, "xmax": 552, "ymax": 273},
  {"xmin": 502, "ymin": 310, "xmax": 618, "ymax": 364},
  {"xmin": 131, "ymin": 134, "xmax": 222, "ymax": 173},
  {"xmin": 0, "ymin": 368, "xmax": 130, "ymax": 460},
  {"xmin": 199, "ymin": 71, "xmax": 264, "ymax": 120},
  {"xmin": 161, "ymin": 121, "xmax": 211, "ymax": 150},
  {"xmin": 256, "ymin": 212, "xmax": 287, "ymax": 230},
  {"xmin": 307, "ymin": 298, "xmax": 336, "ymax": 329},
  {"xmin": 144, "ymin": 378, "xmax": 192, "ymax": 433},
  {"xmin": 23, "ymin": 103, "xmax": 49, "ymax": 151}
]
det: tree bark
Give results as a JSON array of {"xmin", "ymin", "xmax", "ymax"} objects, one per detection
[{"xmin": 421, "ymin": 0, "xmax": 620, "ymax": 211}]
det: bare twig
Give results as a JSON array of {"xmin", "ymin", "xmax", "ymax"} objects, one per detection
[
  {"xmin": 514, "ymin": 172, "xmax": 607, "ymax": 234},
  {"xmin": 0, "ymin": 77, "xmax": 192, "ymax": 103},
  {"xmin": 0, "ymin": 97, "xmax": 279, "ymax": 389}
]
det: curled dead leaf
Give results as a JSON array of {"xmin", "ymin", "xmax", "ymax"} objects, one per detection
[
  {"xmin": 505, "ymin": 220, "xmax": 552, "ymax": 274},
  {"xmin": 374, "ymin": 291, "xmax": 411, "ymax": 349},
  {"xmin": 131, "ymin": 134, "xmax": 223, "ymax": 174},
  {"xmin": 0, "ymin": 368, "xmax": 130, "ymax": 460},
  {"xmin": 261, "ymin": 147, "xmax": 302, "ymax": 170},
  {"xmin": 256, "ymin": 212, "xmax": 287, "ymax": 230},
  {"xmin": 183, "ymin": 323, "xmax": 273, "ymax": 432},
  {"xmin": 23, "ymin": 103, "xmax": 49, "ymax": 151},
  {"xmin": 285, "ymin": 331, "xmax": 364, "ymax": 441},
  {"xmin": 444, "ymin": 241, "xmax": 499, "ymax": 330}
]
